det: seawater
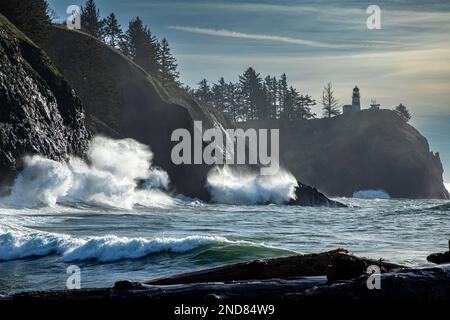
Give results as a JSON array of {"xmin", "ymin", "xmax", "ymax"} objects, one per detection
[{"xmin": 0, "ymin": 198, "xmax": 449, "ymax": 294}]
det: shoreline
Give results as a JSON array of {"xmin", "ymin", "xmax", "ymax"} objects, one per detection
[{"xmin": 2, "ymin": 248, "xmax": 449, "ymax": 302}]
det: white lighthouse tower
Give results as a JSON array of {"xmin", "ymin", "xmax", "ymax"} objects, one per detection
[{"xmin": 352, "ymin": 86, "xmax": 361, "ymax": 112}]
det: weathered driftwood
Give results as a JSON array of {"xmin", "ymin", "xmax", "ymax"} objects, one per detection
[
  {"xmin": 7, "ymin": 267, "xmax": 449, "ymax": 303},
  {"xmin": 144, "ymin": 248, "xmax": 405, "ymax": 285},
  {"xmin": 287, "ymin": 267, "xmax": 450, "ymax": 300}
]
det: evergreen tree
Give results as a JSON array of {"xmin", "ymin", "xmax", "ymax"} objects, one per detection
[
  {"xmin": 283, "ymin": 86, "xmax": 298, "ymax": 120},
  {"xmin": 158, "ymin": 38, "xmax": 180, "ymax": 85},
  {"xmin": 121, "ymin": 17, "xmax": 160, "ymax": 75},
  {"xmin": 264, "ymin": 76, "xmax": 278, "ymax": 119},
  {"xmin": 239, "ymin": 67, "xmax": 263, "ymax": 121},
  {"xmin": 0, "ymin": 0, "xmax": 51, "ymax": 44},
  {"xmin": 183, "ymin": 85, "xmax": 195, "ymax": 96},
  {"xmin": 195, "ymin": 79, "xmax": 212, "ymax": 104},
  {"xmin": 212, "ymin": 77, "xmax": 227, "ymax": 113},
  {"xmin": 102, "ymin": 13, "xmax": 123, "ymax": 47},
  {"xmin": 322, "ymin": 82, "xmax": 340, "ymax": 118},
  {"xmin": 226, "ymin": 82, "xmax": 241, "ymax": 122},
  {"xmin": 81, "ymin": 0, "xmax": 103, "ymax": 38},
  {"xmin": 278, "ymin": 73, "xmax": 289, "ymax": 119},
  {"xmin": 395, "ymin": 103, "xmax": 411, "ymax": 122},
  {"xmin": 295, "ymin": 94, "xmax": 316, "ymax": 120}
]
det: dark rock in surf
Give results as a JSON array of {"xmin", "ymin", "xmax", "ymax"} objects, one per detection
[
  {"xmin": 427, "ymin": 240, "xmax": 450, "ymax": 264},
  {"xmin": 0, "ymin": 14, "xmax": 90, "ymax": 194},
  {"xmin": 289, "ymin": 181, "xmax": 347, "ymax": 207}
]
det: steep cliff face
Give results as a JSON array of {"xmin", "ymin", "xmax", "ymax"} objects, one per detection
[
  {"xmin": 241, "ymin": 110, "xmax": 449, "ymax": 199},
  {"xmin": 42, "ymin": 26, "xmax": 230, "ymax": 200},
  {"xmin": 0, "ymin": 15, "xmax": 90, "ymax": 193}
]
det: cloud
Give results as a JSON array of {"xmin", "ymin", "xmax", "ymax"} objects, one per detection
[{"xmin": 168, "ymin": 26, "xmax": 352, "ymax": 49}]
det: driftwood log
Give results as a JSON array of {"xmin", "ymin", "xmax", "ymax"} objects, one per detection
[
  {"xmin": 288, "ymin": 267, "xmax": 450, "ymax": 300},
  {"xmin": 3, "ymin": 248, "xmax": 423, "ymax": 304},
  {"xmin": 6, "ymin": 267, "xmax": 449, "ymax": 303},
  {"xmin": 144, "ymin": 248, "xmax": 404, "ymax": 285}
]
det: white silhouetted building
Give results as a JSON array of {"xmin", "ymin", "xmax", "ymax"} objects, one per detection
[{"xmin": 369, "ymin": 100, "xmax": 380, "ymax": 110}]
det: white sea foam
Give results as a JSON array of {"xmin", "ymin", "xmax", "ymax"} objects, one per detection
[
  {"xmin": 353, "ymin": 189, "xmax": 391, "ymax": 199},
  {"xmin": 206, "ymin": 166, "xmax": 298, "ymax": 205},
  {"xmin": 2, "ymin": 136, "xmax": 173, "ymax": 209},
  {"xmin": 0, "ymin": 226, "xmax": 242, "ymax": 262},
  {"xmin": 445, "ymin": 183, "xmax": 450, "ymax": 193}
]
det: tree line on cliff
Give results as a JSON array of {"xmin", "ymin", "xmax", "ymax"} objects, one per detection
[
  {"xmin": 186, "ymin": 70, "xmax": 319, "ymax": 122},
  {"xmin": 0, "ymin": 0, "xmax": 412, "ymax": 124},
  {"xmin": 0, "ymin": 0, "xmax": 180, "ymax": 87}
]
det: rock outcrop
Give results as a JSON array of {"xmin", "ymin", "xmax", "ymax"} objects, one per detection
[
  {"xmin": 290, "ymin": 181, "xmax": 347, "ymax": 207},
  {"xmin": 427, "ymin": 240, "xmax": 450, "ymax": 264},
  {"xmin": 0, "ymin": 15, "xmax": 90, "ymax": 194},
  {"xmin": 42, "ymin": 26, "xmax": 230, "ymax": 201},
  {"xmin": 241, "ymin": 111, "xmax": 449, "ymax": 199}
]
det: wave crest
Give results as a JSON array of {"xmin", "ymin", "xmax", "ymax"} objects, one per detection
[{"xmin": 0, "ymin": 227, "xmax": 265, "ymax": 262}]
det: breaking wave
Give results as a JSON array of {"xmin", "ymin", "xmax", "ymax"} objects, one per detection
[
  {"xmin": 0, "ymin": 226, "xmax": 291, "ymax": 262},
  {"xmin": 1, "ymin": 136, "xmax": 173, "ymax": 209},
  {"xmin": 206, "ymin": 166, "xmax": 298, "ymax": 205}
]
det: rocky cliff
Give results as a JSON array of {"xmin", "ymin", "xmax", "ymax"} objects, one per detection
[
  {"xmin": 42, "ymin": 26, "xmax": 230, "ymax": 201},
  {"xmin": 241, "ymin": 110, "xmax": 449, "ymax": 199},
  {"xmin": 0, "ymin": 15, "xmax": 90, "ymax": 194}
]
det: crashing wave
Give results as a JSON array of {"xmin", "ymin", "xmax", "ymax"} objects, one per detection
[
  {"xmin": 206, "ymin": 166, "xmax": 298, "ymax": 205},
  {"xmin": 1, "ymin": 136, "xmax": 173, "ymax": 209}
]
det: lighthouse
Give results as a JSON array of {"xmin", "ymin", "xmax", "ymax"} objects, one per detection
[{"xmin": 352, "ymin": 86, "xmax": 361, "ymax": 112}]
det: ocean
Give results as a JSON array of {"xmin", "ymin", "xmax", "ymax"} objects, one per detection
[
  {"xmin": 0, "ymin": 136, "xmax": 449, "ymax": 295},
  {"xmin": 0, "ymin": 197, "xmax": 449, "ymax": 295}
]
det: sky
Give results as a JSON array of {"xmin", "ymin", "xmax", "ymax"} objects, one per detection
[{"xmin": 48, "ymin": 0, "xmax": 450, "ymax": 184}]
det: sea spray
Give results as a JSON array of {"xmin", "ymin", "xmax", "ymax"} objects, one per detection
[
  {"xmin": 3, "ymin": 136, "xmax": 173, "ymax": 209},
  {"xmin": 206, "ymin": 166, "xmax": 298, "ymax": 205}
]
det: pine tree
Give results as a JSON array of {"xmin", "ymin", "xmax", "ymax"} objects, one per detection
[
  {"xmin": 239, "ymin": 67, "xmax": 263, "ymax": 121},
  {"xmin": 212, "ymin": 77, "xmax": 227, "ymax": 113},
  {"xmin": 226, "ymin": 82, "xmax": 241, "ymax": 122},
  {"xmin": 283, "ymin": 86, "xmax": 298, "ymax": 120},
  {"xmin": 0, "ymin": 0, "xmax": 51, "ymax": 44},
  {"xmin": 195, "ymin": 79, "xmax": 212, "ymax": 104},
  {"xmin": 102, "ymin": 13, "xmax": 123, "ymax": 47},
  {"xmin": 121, "ymin": 17, "xmax": 160, "ymax": 75},
  {"xmin": 395, "ymin": 103, "xmax": 411, "ymax": 122},
  {"xmin": 81, "ymin": 0, "xmax": 103, "ymax": 38},
  {"xmin": 183, "ymin": 85, "xmax": 195, "ymax": 96},
  {"xmin": 295, "ymin": 94, "xmax": 316, "ymax": 120},
  {"xmin": 158, "ymin": 38, "xmax": 180, "ymax": 85},
  {"xmin": 278, "ymin": 73, "xmax": 289, "ymax": 119},
  {"xmin": 322, "ymin": 82, "xmax": 341, "ymax": 118},
  {"xmin": 264, "ymin": 76, "xmax": 278, "ymax": 119}
]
